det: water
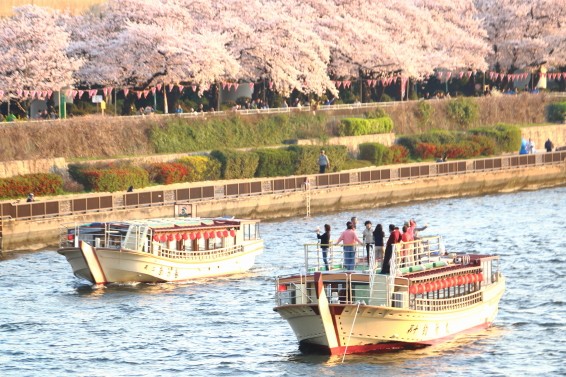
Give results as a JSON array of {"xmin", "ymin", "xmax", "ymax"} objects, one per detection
[{"xmin": 1, "ymin": 186, "xmax": 565, "ymax": 377}]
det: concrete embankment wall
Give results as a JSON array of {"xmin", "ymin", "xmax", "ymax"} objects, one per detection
[{"xmin": 3, "ymin": 163, "xmax": 564, "ymax": 251}]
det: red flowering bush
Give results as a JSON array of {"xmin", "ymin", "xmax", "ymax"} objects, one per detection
[
  {"xmin": 148, "ymin": 162, "xmax": 191, "ymax": 184},
  {"xmin": 0, "ymin": 173, "xmax": 63, "ymax": 199}
]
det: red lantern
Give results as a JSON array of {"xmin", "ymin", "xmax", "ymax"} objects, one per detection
[
  {"xmin": 424, "ymin": 282, "xmax": 432, "ymax": 293},
  {"xmin": 457, "ymin": 276, "xmax": 464, "ymax": 286},
  {"xmin": 223, "ymin": 230, "xmax": 229, "ymax": 237},
  {"xmin": 196, "ymin": 232, "xmax": 202, "ymax": 239},
  {"xmin": 167, "ymin": 234, "xmax": 174, "ymax": 242},
  {"xmin": 417, "ymin": 284, "xmax": 425, "ymax": 294},
  {"xmin": 409, "ymin": 285, "xmax": 418, "ymax": 295},
  {"xmin": 229, "ymin": 230, "xmax": 236, "ymax": 237},
  {"xmin": 67, "ymin": 234, "xmax": 74, "ymax": 241},
  {"xmin": 189, "ymin": 232, "xmax": 196, "ymax": 240},
  {"xmin": 448, "ymin": 277, "xmax": 456, "ymax": 287},
  {"xmin": 477, "ymin": 273, "xmax": 483, "ymax": 282},
  {"xmin": 182, "ymin": 233, "xmax": 189, "ymax": 240},
  {"xmin": 438, "ymin": 280, "xmax": 445, "ymax": 290},
  {"xmin": 433, "ymin": 281, "xmax": 440, "ymax": 291},
  {"xmin": 175, "ymin": 233, "xmax": 182, "ymax": 241},
  {"xmin": 209, "ymin": 231, "xmax": 216, "ymax": 239},
  {"xmin": 203, "ymin": 231, "xmax": 209, "ymax": 239},
  {"xmin": 152, "ymin": 234, "xmax": 159, "ymax": 242},
  {"xmin": 159, "ymin": 234, "xmax": 167, "ymax": 242}
]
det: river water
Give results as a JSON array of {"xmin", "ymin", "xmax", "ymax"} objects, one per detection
[{"xmin": 1, "ymin": 186, "xmax": 565, "ymax": 377}]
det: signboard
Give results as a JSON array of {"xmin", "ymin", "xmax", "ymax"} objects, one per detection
[{"xmin": 92, "ymin": 95, "xmax": 103, "ymax": 103}]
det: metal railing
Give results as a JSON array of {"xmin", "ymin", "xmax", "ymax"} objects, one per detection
[{"xmin": 3, "ymin": 150, "xmax": 565, "ymax": 222}]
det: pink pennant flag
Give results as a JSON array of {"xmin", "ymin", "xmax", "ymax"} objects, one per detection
[
  {"xmin": 77, "ymin": 90, "xmax": 84, "ymax": 99},
  {"xmin": 178, "ymin": 85, "xmax": 184, "ymax": 93},
  {"xmin": 445, "ymin": 72, "xmax": 452, "ymax": 80},
  {"xmin": 437, "ymin": 72, "xmax": 443, "ymax": 79},
  {"xmin": 23, "ymin": 90, "xmax": 29, "ymax": 97},
  {"xmin": 192, "ymin": 85, "xmax": 197, "ymax": 92},
  {"xmin": 222, "ymin": 82, "xmax": 228, "ymax": 90},
  {"xmin": 151, "ymin": 87, "xmax": 156, "ymax": 95},
  {"xmin": 156, "ymin": 83, "xmax": 162, "ymax": 91},
  {"xmin": 70, "ymin": 90, "xmax": 77, "ymax": 99},
  {"xmin": 233, "ymin": 83, "xmax": 239, "ymax": 91},
  {"xmin": 136, "ymin": 91, "xmax": 142, "ymax": 99},
  {"xmin": 123, "ymin": 88, "xmax": 129, "ymax": 97},
  {"xmin": 366, "ymin": 79, "xmax": 372, "ymax": 87},
  {"xmin": 401, "ymin": 77, "xmax": 409, "ymax": 97},
  {"xmin": 16, "ymin": 89, "xmax": 22, "ymax": 97},
  {"xmin": 489, "ymin": 72, "xmax": 495, "ymax": 80},
  {"xmin": 168, "ymin": 84, "xmax": 174, "ymax": 92},
  {"xmin": 227, "ymin": 83, "xmax": 233, "ymax": 90},
  {"xmin": 467, "ymin": 71, "xmax": 473, "ymax": 79},
  {"xmin": 46, "ymin": 90, "xmax": 52, "ymax": 98},
  {"xmin": 458, "ymin": 71, "xmax": 464, "ymax": 79},
  {"xmin": 269, "ymin": 81, "xmax": 274, "ymax": 90},
  {"xmin": 381, "ymin": 78, "xmax": 386, "ymax": 86},
  {"xmin": 562, "ymin": 72, "xmax": 566, "ymax": 80},
  {"xmin": 143, "ymin": 90, "xmax": 149, "ymax": 98},
  {"xmin": 0, "ymin": 90, "xmax": 4, "ymax": 98},
  {"xmin": 64, "ymin": 90, "xmax": 72, "ymax": 98},
  {"xmin": 30, "ymin": 90, "xmax": 36, "ymax": 98},
  {"xmin": 89, "ymin": 89, "xmax": 97, "ymax": 98}
]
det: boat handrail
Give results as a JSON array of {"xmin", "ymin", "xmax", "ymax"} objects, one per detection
[
  {"xmin": 155, "ymin": 243, "xmax": 257, "ymax": 261},
  {"xmin": 304, "ymin": 242, "xmax": 375, "ymax": 273}
]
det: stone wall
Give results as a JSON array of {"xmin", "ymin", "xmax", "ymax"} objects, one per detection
[
  {"xmin": 0, "ymin": 158, "xmax": 67, "ymax": 179},
  {"xmin": 521, "ymin": 124, "xmax": 566, "ymax": 152}
]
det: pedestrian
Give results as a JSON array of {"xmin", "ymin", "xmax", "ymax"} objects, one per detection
[
  {"xmin": 544, "ymin": 138, "xmax": 554, "ymax": 152},
  {"xmin": 362, "ymin": 221, "xmax": 374, "ymax": 265},
  {"xmin": 316, "ymin": 224, "xmax": 331, "ymax": 271},
  {"xmin": 318, "ymin": 149, "xmax": 330, "ymax": 174},
  {"xmin": 26, "ymin": 193, "xmax": 34, "ymax": 202},
  {"xmin": 527, "ymin": 138, "xmax": 535, "ymax": 154},
  {"xmin": 335, "ymin": 221, "xmax": 362, "ymax": 271}
]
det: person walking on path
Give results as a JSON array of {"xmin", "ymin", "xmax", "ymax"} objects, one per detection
[
  {"xmin": 545, "ymin": 138, "xmax": 554, "ymax": 152},
  {"xmin": 318, "ymin": 150, "xmax": 330, "ymax": 173}
]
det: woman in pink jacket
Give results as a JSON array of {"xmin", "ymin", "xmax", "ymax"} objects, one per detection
[{"xmin": 335, "ymin": 221, "xmax": 362, "ymax": 271}]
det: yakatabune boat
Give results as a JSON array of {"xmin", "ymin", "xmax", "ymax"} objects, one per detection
[
  {"xmin": 58, "ymin": 217, "xmax": 263, "ymax": 284},
  {"xmin": 274, "ymin": 236, "xmax": 505, "ymax": 355}
]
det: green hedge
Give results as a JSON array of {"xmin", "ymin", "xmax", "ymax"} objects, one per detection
[
  {"xmin": 0, "ymin": 173, "xmax": 63, "ymax": 199},
  {"xmin": 545, "ymin": 102, "xmax": 566, "ymax": 123},
  {"xmin": 446, "ymin": 97, "xmax": 479, "ymax": 127},
  {"xmin": 468, "ymin": 124, "xmax": 521, "ymax": 153},
  {"xmin": 175, "ymin": 155, "xmax": 221, "ymax": 182},
  {"xmin": 337, "ymin": 116, "xmax": 394, "ymax": 136},
  {"xmin": 288, "ymin": 145, "xmax": 348, "ymax": 174},
  {"xmin": 80, "ymin": 166, "xmax": 150, "ymax": 192},
  {"xmin": 254, "ymin": 149, "xmax": 297, "ymax": 177},
  {"xmin": 210, "ymin": 150, "xmax": 259, "ymax": 179},
  {"xmin": 358, "ymin": 143, "xmax": 409, "ymax": 166}
]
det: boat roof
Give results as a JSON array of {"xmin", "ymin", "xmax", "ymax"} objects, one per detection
[{"xmin": 78, "ymin": 217, "xmax": 256, "ymax": 231}]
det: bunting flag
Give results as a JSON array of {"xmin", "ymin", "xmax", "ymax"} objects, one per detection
[
  {"xmin": 136, "ymin": 91, "xmax": 142, "ymax": 99},
  {"xmin": 437, "ymin": 72, "xmax": 443, "ymax": 79},
  {"xmin": 445, "ymin": 72, "xmax": 452, "ymax": 80},
  {"xmin": 466, "ymin": 71, "xmax": 473, "ymax": 78},
  {"xmin": 563, "ymin": 73, "xmax": 566, "ymax": 79},
  {"xmin": 248, "ymin": 82, "xmax": 254, "ymax": 90},
  {"xmin": 458, "ymin": 71, "xmax": 465, "ymax": 79},
  {"xmin": 143, "ymin": 90, "xmax": 149, "ymax": 98},
  {"xmin": 233, "ymin": 83, "xmax": 239, "ymax": 91},
  {"xmin": 227, "ymin": 83, "xmax": 233, "ymax": 90},
  {"xmin": 89, "ymin": 89, "xmax": 97, "ymax": 98},
  {"xmin": 192, "ymin": 84, "xmax": 197, "ymax": 92},
  {"xmin": 78, "ymin": 90, "xmax": 84, "ymax": 99},
  {"xmin": 401, "ymin": 77, "xmax": 409, "ymax": 98},
  {"xmin": 23, "ymin": 90, "xmax": 29, "ymax": 97},
  {"xmin": 168, "ymin": 83, "xmax": 174, "ymax": 92},
  {"xmin": 30, "ymin": 90, "xmax": 36, "ymax": 98},
  {"xmin": 47, "ymin": 90, "xmax": 53, "ymax": 98},
  {"xmin": 178, "ymin": 85, "xmax": 184, "ymax": 93},
  {"xmin": 156, "ymin": 83, "xmax": 162, "ymax": 91},
  {"xmin": 222, "ymin": 81, "xmax": 228, "ymax": 90},
  {"xmin": 123, "ymin": 88, "xmax": 129, "ymax": 97},
  {"xmin": 71, "ymin": 90, "xmax": 77, "ymax": 99}
]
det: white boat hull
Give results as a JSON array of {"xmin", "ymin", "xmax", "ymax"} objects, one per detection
[
  {"xmin": 275, "ymin": 277, "xmax": 505, "ymax": 355},
  {"xmin": 58, "ymin": 240, "xmax": 263, "ymax": 284}
]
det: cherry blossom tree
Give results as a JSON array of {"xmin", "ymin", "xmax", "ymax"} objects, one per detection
[
  {"xmin": 0, "ymin": 5, "xmax": 81, "ymax": 96},
  {"xmin": 475, "ymin": 0, "xmax": 566, "ymax": 70}
]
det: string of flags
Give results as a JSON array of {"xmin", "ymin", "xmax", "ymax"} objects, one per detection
[{"xmin": 1, "ymin": 71, "xmax": 565, "ymax": 100}]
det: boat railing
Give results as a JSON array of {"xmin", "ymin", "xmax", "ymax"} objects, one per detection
[
  {"xmin": 392, "ymin": 236, "xmax": 445, "ymax": 272},
  {"xmin": 304, "ymin": 243, "xmax": 378, "ymax": 272},
  {"xmin": 59, "ymin": 223, "xmax": 127, "ymax": 249},
  {"xmin": 155, "ymin": 243, "xmax": 247, "ymax": 261},
  {"xmin": 413, "ymin": 290, "xmax": 483, "ymax": 311}
]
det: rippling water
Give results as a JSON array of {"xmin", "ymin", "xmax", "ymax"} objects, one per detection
[{"xmin": 1, "ymin": 186, "xmax": 565, "ymax": 376}]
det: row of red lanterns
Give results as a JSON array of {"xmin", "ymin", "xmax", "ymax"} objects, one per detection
[
  {"xmin": 152, "ymin": 229, "xmax": 236, "ymax": 243},
  {"xmin": 409, "ymin": 273, "xmax": 484, "ymax": 295}
]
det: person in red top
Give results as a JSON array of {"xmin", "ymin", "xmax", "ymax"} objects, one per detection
[
  {"xmin": 335, "ymin": 221, "xmax": 362, "ymax": 271},
  {"xmin": 380, "ymin": 224, "xmax": 402, "ymax": 274}
]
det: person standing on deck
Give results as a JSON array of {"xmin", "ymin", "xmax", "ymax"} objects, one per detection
[
  {"xmin": 362, "ymin": 221, "xmax": 375, "ymax": 265},
  {"xmin": 335, "ymin": 221, "xmax": 362, "ymax": 271},
  {"xmin": 373, "ymin": 223, "xmax": 385, "ymax": 262},
  {"xmin": 380, "ymin": 224, "xmax": 402, "ymax": 275},
  {"xmin": 316, "ymin": 224, "xmax": 332, "ymax": 271}
]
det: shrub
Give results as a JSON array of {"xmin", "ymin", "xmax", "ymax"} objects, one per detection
[
  {"xmin": 415, "ymin": 143, "xmax": 438, "ymax": 160},
  {"xmin": 176, "ymin": 155, "xmax": 221, "ymax": 182},
  {"xmin": 446, "ymin": 97, "xmax": 479, "ymax": 127},
  {"xmin": 81, "ymin": 166, "xmax": 149, "ymax": 192},
  {"xmin": 364, "ymin": 108, "xmax": 387, "ymax": 119},
  {"xmin": 545, "ymin": 102, "xmax": 566, "ymax": 123},
  {"xmin": 468, "ymin": 123, "xmax": 522, "ymax": 153},
  {"xmin": 389, "ymin": 145, "xmax": 410, "ymax": 163},
  {"xmin": 148, "ymin": 162, "xmax": 190, "ymax": 185},
  {"xmin": 210, "ymin": 150, "xmax": 259, "ymax": 179},
  {"xmin": 288, "ymin": 145, "xmax": 348, "ymax": 174},
  {"xmin": 414, "ymin": 100, "xmax": 435, "ymax": 128},
  {"xmin": 358, "ymin": 143, "xmax": 391, "ymax": 166},
  {"xmin": 0, "ymin": 173, "xmax": 63, "ymax": 199},
  {"xmin": 337, "ymin": 116, "xmax": 393, "ymax": 136},
  {"xmin": 254, "ymin": 149, "xmax": 297, "ymax": 177}
]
